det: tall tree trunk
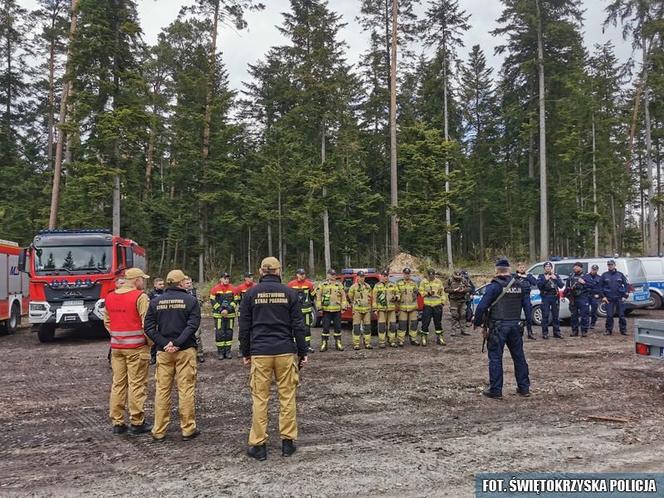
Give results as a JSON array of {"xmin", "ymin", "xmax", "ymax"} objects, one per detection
[
  {"xmin": 389, "ymin": 0, "xmax": 399, "ymax": 257},
  {"xmin": 443, "ymin": 53, "xmax": 453, "ymax": 268},
  {"xmin": 643, "ymin": 41, "xmax": 656, "ymax": 255},
  {"xmin": 247, "ymin": 226, "xmax": 252, "ymax": 272},
  {"xmin": 309, "ymin": 239, "xmax": 315, "ymax": 276},
  {"xmin": 112, "ymin": 175, "xmax": 121, "ymax": 235},
  {"xmin": 47, "ymin": 26, "xmax": 56, "ymax": 170},
  {"xmin": 48, "ymin": 0, "xmax": 79, "ymax": 228},
  {"xmin": 267, "ymin": 222, "xmax": 273, "ymax": 255},
  {"xmin": 278, "ymin": 186, "xmax": 284, "ymax": 265},
  {"xmin": 479, "ymin": 208, "xmax": 485, "ymax": 260},
  {"xmin": 199, "ymin": 0, "xmax": 220, "ymax": 284},
  {"xmin": 535, "ymin": 0, "xmax": 548, "ymax": 259},
  {"xmin": 528, "ymin": 119, "xmax": 536, "ymax": 260},
  {"xmin": 592, "ymin": 114, "xmax": 599, "ymax": 257},
  {"xmin": 322, "ymin": 125, "xmax": 331, "ymax": 271}
]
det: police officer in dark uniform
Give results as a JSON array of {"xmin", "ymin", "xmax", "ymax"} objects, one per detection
[
  {"xmin": 601, "ymin": 259, "xmax": 629, "ymax": 335},
  {"xmin": 566, "ymin": 262, "xmax": 591, "ymax": 337},
  {"xmin": 240, "ymin": 257, "xmax": 308, "ymax": 461},
  {"xmin": 514, "ymin": 262, "xmax": 537, "ymax": 340},
  {"xmin": 473, "ymin": 258, "xmax": 531, "ymax": 399},
  {"xmin": 537, "ymin": 262, "xmax": 564, "ymax": 339},
  {"xmin": 585, "ymin": 264, "xmax": 602, "ymax": 329}
]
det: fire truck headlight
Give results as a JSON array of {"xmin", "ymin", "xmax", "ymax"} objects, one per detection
[{"xmin": 30, "ymin": 303, "xmax": 47, "ymax": 312}]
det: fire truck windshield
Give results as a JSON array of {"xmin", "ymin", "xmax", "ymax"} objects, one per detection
[{"xmin": 34, "ymin": 245, "xmax": 112, "ymax": 275}]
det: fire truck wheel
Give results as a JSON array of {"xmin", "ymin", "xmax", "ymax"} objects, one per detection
[
  {"xmin": 37, "ymin": 324, "xmax": 56, "ymax": 343},
  {"xmin": 6, "ymin": 303, "xmax": 20, "ymax": 334}
]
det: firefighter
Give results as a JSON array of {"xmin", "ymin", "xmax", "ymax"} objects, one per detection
[
  {"xmin": 372, "ymin": 270, "xmax": 400, "ymax": 348},
  {"xmin": 239, "ymin": 257, "xmax": 308, "ymax": 461},
  {"xmin": 183, "ymin": 276, "xmax": 205, "ymax": 362},
  {"xmin": 236, "ymin": 272, "xmax": 256, "ymax": 305},
  {"xmin": 444, "ymin": 270, "xmax": 472, "ymax": 337},
  {"xmin": 104, "ymin": 268, "xmax": 152, "ymax": 436},
  {"xmin": 315, "ymin": 269, "xmax": 348, "ymax": 352},
  {"xmin": 145, "ymin": 270, "xmax": 202, "ymax": 442},
  {"xmin": 287, "ymin": 269, "xmax": 316, "ymax": 353},
  {"xmin": 419, "ymin": 269, "xmax": 447, "ymax": 346},
  {"xmin": 348, "ymin": 270, "xmax": 373, "ymax": 350},
  {"xmin": 108, "ymin": 276, "xmax": 128, "ymax": 366},
  {"xmin": 397, "ymin": 268, "xmax": 420, "ymax": 347},
  {"xmin": 209, "ymin": 272, "xmax": 238, "ymax": 359}
]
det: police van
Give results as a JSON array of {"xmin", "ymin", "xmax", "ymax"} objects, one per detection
[{"xmin": 637, "ymin": 257, "xmax": 664, "ymax": 309}]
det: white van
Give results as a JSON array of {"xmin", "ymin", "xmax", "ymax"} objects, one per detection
[
  {"xmin": 637, "ymin": 257, "xmax": 664, "ymax": 308},
  {"xmin": 527, "ymin": 257, "xmax": 650, "ymax": 320}
]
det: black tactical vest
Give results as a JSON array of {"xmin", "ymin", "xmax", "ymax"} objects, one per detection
[{"xmin": 489, "ymin": 278, "xmax": 524, "ymax": 321}]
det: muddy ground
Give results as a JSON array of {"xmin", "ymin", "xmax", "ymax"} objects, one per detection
[{"xmin": 2, "ymin": 309, "xmax": 664, "ymax": 497}]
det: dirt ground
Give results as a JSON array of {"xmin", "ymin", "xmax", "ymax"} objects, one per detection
[{"xmin": 2, "ymin": 309, "xmax": 664, "ymax": 498}]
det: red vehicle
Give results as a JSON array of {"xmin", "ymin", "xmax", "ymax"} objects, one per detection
[
  {"xmin": 0, "ymin": 239, "xmax": 29, "ymax": 334},
  {"xmin": 19, "ymin": 229, "xmax": 147, "ymax": 342}
]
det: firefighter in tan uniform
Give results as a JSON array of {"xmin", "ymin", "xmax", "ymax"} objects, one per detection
[
  {"xmin": 104, "ymin": 268, "xmax": 152, "ymax": 436},
  {"xmin": 419, "ymin": 269, "xmax": 447, "ymax": 346},
  {"xmin": 144, "ymin": 270, "xmax": 202, "ymax": 442},
  {"xmin": 372, "ymin": 270, "xmax": 400, "ymax": 347},
  {"xmin": 315, "ymin": 269, "xmax": 348, "ymax": 352},
  {"xmin": 397, "ymin": 268, "xmax": 420, "ymax": 346},
  {"xmin": 240, "ymin": 257, "xmax": 308, "ymax": 461},
  {"xmin": 348, "ymin": 270, "xmax": 373, "ymax": 350}
]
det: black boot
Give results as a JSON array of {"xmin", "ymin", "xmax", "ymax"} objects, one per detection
[
  {"xmin": 282, "ymin": 439, "xmax": 296, "ymax": 457},
  {"xmin": 128, "ymin": 422, "xmax": 152, "ymax": 436},
  {"xmin": 112, "ymin": 424, "xmax": 128, "ymax": 435},
  {"xmin": 247, "ymin": 444, "xmax": 267, "ymax": 461},
  {"xmin": 217, "ymin": 348, "xmax": 224, "ymax": 360},
  {"xmin": 527, "ymin": 329, "xmax": 536, "ymax": 340}
]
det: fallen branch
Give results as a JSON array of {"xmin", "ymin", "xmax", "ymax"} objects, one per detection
[{"xmin": 587, "ymin": 415, "xmax": 629, "ymax": 423}]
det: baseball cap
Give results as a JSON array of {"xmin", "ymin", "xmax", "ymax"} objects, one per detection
[
  {"xmin": 220, "ymin": 272, "xmax": 230, "ymax": 279},
  {"xmin": 381, "ymin": 269, "xmax": 389, "ymax": 276},
  {"xmin": 592, "ymin": 264, "xmax": 599, "ymax": 270},
  {"xmin": 261, "ymin": 256, "xmax": 281, "ymax": 271},
  {"xmin": 427, "ymin": 268, "xmax": 435, "ymax": 275},
  {"xmin": 296, "ymin": 268, "xmax": 306, "ymax": 275},
  {"xmin": 403, "ymin": 267, "xmax": 411, "ymax": 274},
  {"xmin": 607, "ymin": 259, "xmax": 616, "ymax": 265},
  {"xmin": 327, "ymin": 268, "xmax": 337, "ymax": 275},
  {"xmin": 125, "ymin": 268, "xmax": 149, "ymax": 280},
  {"xmin": 166, "ymin": 269, "xmax": 187, "ymax": 284},
  {"xmin": 573, "ymin": 261, "xmax": 583, "ymax": 267},
  {"xmin": 495, "ymin": 258, "xmax": 510, "ymax": 267},
  {"xmin": 544, "ymin": 261, "xmax": 553, "ymax": 268},
  {"xmin": 357, "ymin": 270, "xmax": 366, "ymax": 277},
  {"xmin": 244, "ymin": 272, "xmax": 253, "ymax": 278}
]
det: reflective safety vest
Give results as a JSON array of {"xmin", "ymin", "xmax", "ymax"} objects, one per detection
[
  {"xmin": 397, "ymin": 280, "xmax": 419, "ymax": 312},
  {"xmin": 288, "ymin": 279, "xmax": 315, "ymax": 312},
  {"xmin": 316, "ymin": 280, "xmax": 347, "ymax": 312},
  {"xmin": 372, "ymin": 281, "xmax": 400, "ymax": 312},
  {"xmin": 419, "ymin": 277, "xmax": 446, "ymax": 306},
  {"xmin": 348, "ymin": 281, "xmax": 372, "ymax": 313},
  {"xmin": 210, "ymin": 284, "xmax": 238, "ymax": 318},
  {"xmin": 105, "ymin": 289, "xmax": 146, "ymax": 349}
]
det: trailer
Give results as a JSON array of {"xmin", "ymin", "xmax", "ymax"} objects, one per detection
[
  {"xmin": 0, "ymin": 239, "xmax": 29, "ymax": 334},
  {"xmin": 634, "ymin": 319, "xmax": 664, "ymax": 359}
]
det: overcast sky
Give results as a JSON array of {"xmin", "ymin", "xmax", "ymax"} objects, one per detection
[{"xmin": 24, "ymin": 0, "xmax": 634, "ymax": 91}]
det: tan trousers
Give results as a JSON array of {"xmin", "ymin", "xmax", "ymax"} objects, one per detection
[
  {"xmin": 152, "ymin": 347, "xmax": 198, "ymax": 438},
  {"xmin": 249, "ymin": 353, "xmax": 300, "ymax": 446},
  {"xmin": 109, "ymin": 345, "xmax": 150, "ymax": 427}
]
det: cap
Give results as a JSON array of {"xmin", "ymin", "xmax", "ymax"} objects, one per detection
[
  {"xmin": 607, "ymin": 259, "xmax": 616, "ymax": 265},
  {"xmin": 220, "ymin": 272, "xmax": 230, "ymax": 279},
  {"xmin": 453, "ymin": 270, "xmax": 462, "ymax": 276},
  {"xmin": 125, "ymin": 268, "xmax": 150, "ymax": 280},
  {"xmin": 296, "ymin": 268, "xmax": 306, "ymax": 275},
  {"xmin": 544, "ymin": 261, "xmax": 553, "ymax": 268},
  {"xmin": 261, "ymin": 256, "xmax": 281, "ymax": 271},
  {"xmin": 166, "ymin": 269, "xmax": 187, "ymax": 284},
  {"xmin": 403, "ymin": 267, "xmax": 411, "ymax": 274},
  {"xmin": 573, "ymin": 261, "xmax": 583, "ymax": 267},
  {"xmin": 357, "ymin": 270, "xmax": 366, "ymax": 277},
  {"xmin": 327, "ymin": 268, "xmax": 337, "ymax": 275},
  {"xmin": 427, "ymin": 268, "xmax": 435, "ymax": 275},
  {"xmin": 381, "ymin": 269, "xmax": 389, "ymax": 276},
  {"xmin": 244, "ymin": 272, "xmax": 253, "ymax": 278},
  {"xmin": 591, "ymin": 264, "xmax": 599, "ymax": 270},
  {"xmin": 495, "ymin": 258, "xmax": 510, "ymax": 267}
]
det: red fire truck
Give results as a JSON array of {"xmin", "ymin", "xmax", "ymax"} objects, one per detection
[
  {"xmin": 19, "ymin": 229, "xmax": 147, "ymax": 342},
  {"xmin": 1, "ymin": 239, "xmax": 29, "ymax": 334}
]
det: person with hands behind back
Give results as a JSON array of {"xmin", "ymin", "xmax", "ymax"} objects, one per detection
[
  {"xmin": 239, "ymin": 256, "xmax": 308, "ymax": 462},
  {"xmin": 144, "ymin": 269, "xmax": 201, "ymax": 443}
]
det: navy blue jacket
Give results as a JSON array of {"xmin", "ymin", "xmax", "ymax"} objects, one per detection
[
  {"xmin": 584, "ymin": 272, "xmax": 602, "ymax": 298},
  {"xmin": 600, "ymin": 270, "xmax": 629, "ymax": 300},
  {"xmin": 145, "ymin": 287, "xmax": 201, "ymax": 350},
  {"xmin": 537, "ymin": 273, "xmax": 564, "ymax": 296},
  {"xmin": 566, "ymin": 271, "xmax": 591, "ymax": 298},
  {"xmin": 473, "ymin": 275, "xmax": 530, "ymax": 327},
  {"xmin": 239, "ymin": 274, "xmax": 308, "ymax": 358},
  {"xmin": 514, "ymin": 272, "xmax": 537, "ymax": 293}
]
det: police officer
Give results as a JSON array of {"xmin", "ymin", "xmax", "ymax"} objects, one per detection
[
  {"xmin": 461, "ymin": 270, "xmax": 476, "ymax": 324},
  {"xmin": 473, "ymin": 259, "xmax": 531, "ymax": 399},
  {"xmin": 144, "ymin": 270, "xmax": 201, "ymax": 442},
  {"xmin": 585, "ymin": 264, "xmax": 602, "ymax": 329},
  {"xmin": 445, "ymin": 270, "xmax": 472, "ymax": 337},
  {"xmin": 348, "ymin": 271, "xmax": 373, "ymax": 350},
  {"xmin": 183, "ymin": 276, "xmax": 205, "ymax": 362},
  {"xmin": 287, "ymin": 269, "xmax": 316, "ymax": 353},
  {"xmin": 209, "ymin": 272, "xmax": 238, "ymax": 359},
  {"xmin": 397, "ymin": 268, "xmax": 420, "ymax": 347},
  {"xmin": 537, "ymin": 262, "xmax": 564, "ymax": 339},
  {"xmin": 601, "ymin": 260, "xmax": 629, "ymax": 336},
  {"xmin": 566, "ymin": 262, "xmax": 591, "ymax": 337},
  {"xmin": 514, "ymin": 262, "xmax": 538, "ymax": 340},
  {"xmin": 372, "ymin": 270, "xmax": 400, "ymax": 348},
  {"xmin": 239, "ymin": 257, "xmax": 308, "ymax": 461},
  {"xmin": 104, "ymin": 268, "xmax": 152, "ymax": 435},
  {"xmin": 315, "ymin": 269, "xmax": 348, "ymax": 352},
  {"xmin": 419, "ymin": 269, "xmax": 446, "ymax": 346}
]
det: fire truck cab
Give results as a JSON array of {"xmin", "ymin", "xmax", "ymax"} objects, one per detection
[
  {"xmin": 19, "ymin": 229, "xmax": 147, "ymax": 343},
  {"xmin": 0, "ymin": 239, "xmax": 29, "ymax": 334}
]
